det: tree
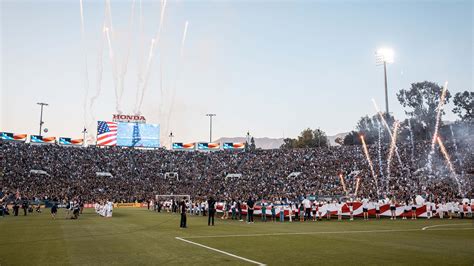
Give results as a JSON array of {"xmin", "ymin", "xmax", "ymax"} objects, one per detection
[
  {"xmin": 313, "ymin": 128, "xmax": 328, "ymax": 148},
  {"xmin": 343, "ymin": 131, "xmax": 360, "ymax": 145},
  {"xmin": 280, "ymin": 128, "xmax": 329, "ymax": 149},
  {"xmin": 397, "ymin": 81, "xmax": 451, "ymax": 140},
  {"xmin": 452, "ymin": 91, "xmax": 473, "ymax": 122},
  {"xmin": 280, "ymin": 138, "xmax": 297, "ymax": 149}
]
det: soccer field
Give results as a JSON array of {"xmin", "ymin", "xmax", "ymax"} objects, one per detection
[{"xmin": 0, "ymin": 208, "xmax": 473, "ymax": 266}]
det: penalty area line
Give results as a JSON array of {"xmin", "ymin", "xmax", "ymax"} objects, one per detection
[
  {"xmin": 182, "ymin": 227, "xmax": 474, "ymax": 239},
  {"xmin": 175, "ymin": 237, "xmax": 266, "ymax": 266}
]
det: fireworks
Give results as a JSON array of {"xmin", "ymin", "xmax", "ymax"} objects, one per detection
[
  {"xmin": 436, "ymin": 136, "xmax": 455, "ymax": 174},
  {"xmin": 79, "ymin": 0, "xmax": 90, "ymax": 128},
  {"xmin": 372, "ymin": 98, "xmax": 403, "ymax": 167},
  {"xmin": 386, "ymin": 120, "xmax": 400, "ymax": 178},
  {"xmin": 339, "ymin": 173, "xmax": 348, "ymax": 196},
  {"xmin": 427, "ymin": 81, "xmax": 448, "ymax": 172},
  {"xmin": 377, "ymin": 121, "xmax": 384, "ymax": 178},
  {"xmin": 360, "ymin": 135, "xmax": 377, "ymax": 191},
  {"xmin": 437, "ymin": 136, "xmax": 463, "ymax": 195},
  {"xmin": 354, "ymin": 177, "xmax": 361, "ymax": 197},
  {"xmin": 135, "ymin": 0, "xmax": 168, "ymax": 114},
  {"xmin": 407, "ymin": 119, "xmax": 415, "ymax": 164}
]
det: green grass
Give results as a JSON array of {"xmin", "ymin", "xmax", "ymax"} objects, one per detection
[{"xmin": 0, "ymin": 208, "xmax": 473, "ymax": 265}]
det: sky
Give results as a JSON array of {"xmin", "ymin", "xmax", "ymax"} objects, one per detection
[{"xmin": 1, "ymin": 0, "xmax": 472, "ymax": 146}]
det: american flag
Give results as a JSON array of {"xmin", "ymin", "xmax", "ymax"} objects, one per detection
[{"xmin": 97, "ymin": 121, "xmax": 117, "ymax": 146}]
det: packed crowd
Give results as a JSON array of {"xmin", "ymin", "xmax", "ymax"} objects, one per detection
[{"xmin": 0, "ymin": 136, "xmax": 472, "ymax": 206}]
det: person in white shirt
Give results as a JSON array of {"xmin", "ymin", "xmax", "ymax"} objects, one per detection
[
  {"xmin": 390, "ymin": 197, "xmax": 397, "ymax": 220},
  {"xmin": 425, "ymin": 201, "xmax": 432, "ymax": 219},
  {"xmin": 312, "ymin": 201, "xmax": 317, "ymax": 221},
  {"xmin": 303, "ymin": 198, "xmax": 311, "ymax": 221},
  {"xmin": 403, "ymin": 200, "xmax": 410, "ymax": 220},
  {"xmin": 411, "ymin": 198, "xmax": 417, "ymax": 220},
  {"xmin": 362, "ymin": 198, "xmax": 369, "ymax": 220},
  {"xmin": 439, "ymin": 202, "xmax": 445, "ymax": 219},
  {"xmin": 286, "ymin": 204, "xmax": 292, "ymax": 222},
  {"xmin": 348, "ymin": 200, "xmax": 354, "ymax": 221},
  {"xmin": 106, "ymin": 200, "xmax": 113, "ymax": 218}
]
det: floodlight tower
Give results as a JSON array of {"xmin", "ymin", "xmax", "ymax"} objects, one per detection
[
  {"xmin": 205, "ymin": 114, "xmax": 216, "ymax": 142},
  {"xmin": 375, "ymin": 48, "xmax": 394, "ymax": 114},
  {"xmin": 37, "ymin": 102, "xmax": 49, "ymax": 136},
  {"xmin": 169, "ymin": 132, "xmax": 174, "ymax": 149}
]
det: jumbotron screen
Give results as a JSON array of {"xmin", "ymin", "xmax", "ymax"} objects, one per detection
[{"xmin": 116, "ymin": 122, "xmax": 160, "ymax": 148}]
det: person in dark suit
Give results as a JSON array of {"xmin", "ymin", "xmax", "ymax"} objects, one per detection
[
  {"xmin": 247, "ymin": 197, "xmax": 255, "ymax": 223},
  {"xmin": 207, "ymin": 196, "xmax": 216, "ymax": 226},
  {"xmin": 179, "ymin": 198, "xmax": 187, "ymax": 228}
]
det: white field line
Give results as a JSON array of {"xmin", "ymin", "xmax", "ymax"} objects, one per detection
[
  {"xmin": 181, "ymin": 226, "xmax": 474, "ymax": 239},
  {"xmin": 421, "ymin": 223, "xmax": 473, "ymax": 230},
  {"xmin": 175, "ymin": 237, "xmax": 266, "ymax": 266},
  {"xmin": 176, "ymin": 225, "xmax": 473, "ymax": 265}
]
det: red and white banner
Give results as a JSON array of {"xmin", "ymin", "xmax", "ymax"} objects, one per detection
[{"xmin": 215, "ymin": 202, "xmax": 473, "ymax": 218}]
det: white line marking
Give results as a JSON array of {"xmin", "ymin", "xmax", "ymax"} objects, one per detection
[
  {"xmin": 421, "ymin": 223, "xmax": 472, "ymax": 230},
  {"xmin": 175, "ymin": 237, "xmax": 266, "ymax": 266},
  {"xmin": 182, "ymin": 226, "xmax": 474, "ymax": 239}
]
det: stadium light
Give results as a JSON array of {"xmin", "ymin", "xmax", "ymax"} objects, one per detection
[
  {"xmin": 82, "ymin": 127, "xmax": 87, "ymax": 147},
  {"xmin": 206, "ymin": 114, "xmax": 216, "ymax": 143},
  {"xmin": 37, "ymin": 102, "xmax": 49, "ymax": 136},
  {"xmin": 169, "ymin": 132, "xmax": 174, "ymax": 149},
  {"xmin": 375, "ymin": 47, "xmax": 394, "ymax": 114}
]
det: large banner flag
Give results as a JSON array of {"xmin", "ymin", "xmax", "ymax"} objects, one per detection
[
  {"xmin": 198, "ymin": 142, "xmax": 220, "ymax": 151},
  {"xmin": 97, "ymin": 121, "xmax": 160, "ymax": 147},
  {"xmin": 30, "ymin": 135, "xmax": 56, "ymax": 144},
  {"xmin": 97, "ymin": 121, "xmax": 118, "ymax": 146},
  {"xmin": 59, "ymin": 137, "xmax": 83, "ymax": 146},
  {"xmin": 173, "ymin": 143, "xmax": 195, "ymax": 150},
  {"xmin": 223, "ymin": 142, "xmax": 246, "ymax": 150},
  {"xmin": 1, "ymin": 132, "xmax": 27, "ymax": 142}
]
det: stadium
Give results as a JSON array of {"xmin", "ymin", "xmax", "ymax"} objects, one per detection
[{"xmin": 1, "ymin": 0, "xmax": 473, "ymax": 265}]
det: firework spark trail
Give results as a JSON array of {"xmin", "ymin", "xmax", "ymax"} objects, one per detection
[
  {"xmin": 88, "ymin": 4, "xmax": 108, "ymax": 141},
  {"xmin": 135, "ymin": 0, "xmax": 167, "ymax": 114},
  {"xmin": 377, "ymin": 121, "xmax": 384, "ymax": 178},
  {"xmin": 104, "ymin": 27, "xmax": 118, "ymax": 100},
  {"xmin": 117, "ymin": 0, "xmax": 136, "ymax": 112},
  {"xmin": 408, "ymin": 119, "xmax": 415, "ymax": 163},
  {"xmin": 354, "ymin": 177, "xmax": 361, "ymax": 197},
  {"xmin": 339, "ymin": 174, "xmax": 348, "ymax": 196},
  {"xmin": 372, "ymin": 98, "xmax": 403, "ymax": 166},
  {"xmin": 360, "ymin": 135, "xmax": 377, "ymax": 192},
  {"xmin": 386, "ymin": 120, "xmax": 400, "ymax": 179},
  {"xmin": 103, "ymin": 1, "xmax": 121, "ymax": 113},
  {"xmin": 165, "ymin": 20, "xmax": 189, "ymax": 133},
  {"xmin": 437, "ymin": 136, "xmax": 462, "ymax": 195},
  {"xmin": 135, "ymin": 38, "xmax": 156, "ymax": 114},
  {"xmin": 427, "ymin": 81, "xmax": 448, "ymax": 172},
  {"xmin": 135, "ymin": 0, "xmax": 145, "ymax": 112},
  {"xmin": 79, "ymin": 0, "xmax": 90, "ymax": 129}
]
